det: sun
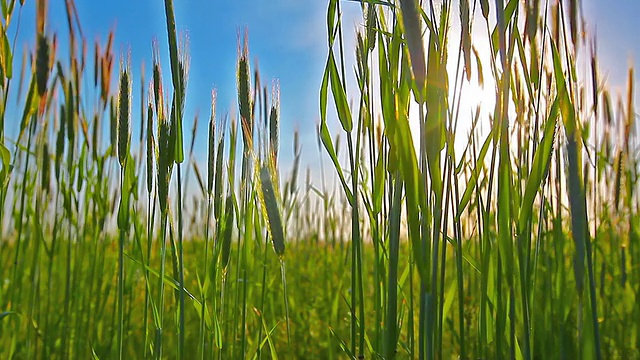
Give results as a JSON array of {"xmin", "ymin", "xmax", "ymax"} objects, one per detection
[
  {"xmin": 407, "ymin": 33, "xmax": 497, "ymax": 159},
  {"xmin": 406, "ymin": 71, "xmax": 496, "ymax": 158}
]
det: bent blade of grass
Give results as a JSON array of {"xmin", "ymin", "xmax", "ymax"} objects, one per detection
[
  {"xmin": 518, "ymin": 98, "xmax": 558, "ymax": 232},
  {"xmin": 317, "ymin": 119, "xmax": 353, "ymax": 203},
  {"xmin": 255, "ymin": 313, "xmax": 280, "ymax": 360},
  {"xmin": 326, "ymin": 50, "xmax": 353, "ymax": 133},
  {"xmin": 124, "ymin": 252, "xmax": 200, "ymax": 303},
  {"xmin": 457, "ymin": 127, "xmax": 494, "ymax": 218}
]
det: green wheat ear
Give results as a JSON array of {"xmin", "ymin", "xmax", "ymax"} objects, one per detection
[
  {"xmin": 269, "ymin": 82, "xmax": 280, "ymax": 167},
  {"xmin": 146, "ymin": 100, "xmax": 155, "ymax": 194},
  {"xmin": 36, "ymin": 35, "xmax": 50, "ymax": 97},
  {"xmin": 208, "ymin": 90, "xmax": 217, "ymax": 196},
  {"xmin": 157, "ymin": 110, "xmax": 173, "ymax": 216},
  {"xmin": 260, "ymin": 165, "xmax": 285, "ymax": 257},
  {"xmin": 237, "ymin": 29, "xmax": 253, "ymax": 149},
  {"xmin": 117, "ymin": 55, "xmax": 132, "ymax": 167},
  {"xmin": 213, "ymin": 116, "xmax": 226, "ymax": 220}
]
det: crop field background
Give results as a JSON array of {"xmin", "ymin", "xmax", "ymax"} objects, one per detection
[{"xmin": 0, "ymin": 0, "xmax": 639, "ymax": 359}]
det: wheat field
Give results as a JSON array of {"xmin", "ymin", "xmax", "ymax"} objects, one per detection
[{"xmin": 0, "ymin": 0, "xmax": 638, "ymax": 359}]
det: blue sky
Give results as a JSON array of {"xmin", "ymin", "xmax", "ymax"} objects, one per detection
[
  {"xmin": 583, "ymin": 0, "xmax": 640, "ymax": 91},
  {"xmin": 8, "ymin": 0, "xmax": 360, "ymax": 173},
  {"xmin": 6, "ymin": 0, "xmax": 640, "ymax": 183}
]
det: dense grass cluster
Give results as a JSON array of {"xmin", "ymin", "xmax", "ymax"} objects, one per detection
[{"xmin": 0, "ymin": 0, "xmax": 639, "ymax": 359}]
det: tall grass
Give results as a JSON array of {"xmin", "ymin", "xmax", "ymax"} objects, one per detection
[
  {"xmin": 319, "ymin": 0, "xmax": 638, "ymax": 358},
  {"xmin": 0, "ymin": 0, "xmax": 638, "ymax": 359}
]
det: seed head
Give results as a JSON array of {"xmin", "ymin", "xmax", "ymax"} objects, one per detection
[
  {"xmin": 157, "ymin": 112, "xmax": 174, "ymax": 215},
  {"xmin": 260, "ymin": 166, "xmax": 285, "ymax": 257},
  {"xmin": 269, "ymin": 81, "xmax": 280, "ymax": 167},
  {"xmin": 36, "ymin": 34, "xmax": 50, "ymax": 97},
  {"xmin": 237, "ymin": 29, "xmax": 252, "ymax": 150},
  {"xmin": 208, "ymin": 90, "xmax": 217, "ymax": 195},
  {"xmin": 55, "ymin": 105, "xmax": 66, "ymax": 182},
  {"xmin": 147, "ymin": 99, "xmax": 155, "ymax": 194},
  {"xmin": 117, "ymin": 55, "xmax": 132, "ymax": 167},
  {"xmin": 152, "ymin": 40, "xmax": 163, "ymax": 116},
  {"xmin": 213, "ymin": 129, "xmax": 225, "ymax": 220},
  {"xmin": 41, "ymin": 139, "xmax": 51, "ymax": 194}
]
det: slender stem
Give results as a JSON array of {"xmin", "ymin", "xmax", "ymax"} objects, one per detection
[
  {"xmin": 176, "ymin": 163, "xmax": 185, "ymax": 360},
  {"xmin": 117, "ymin": 166, "xmax": 125, "ymax": 360},
  {"xmin": 199, "ymin": 196, "xmax": 212, "ymax": 360},
  {"xmin": 155, "ymin": 215, "xmax": 168, "ymax": 360}
]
